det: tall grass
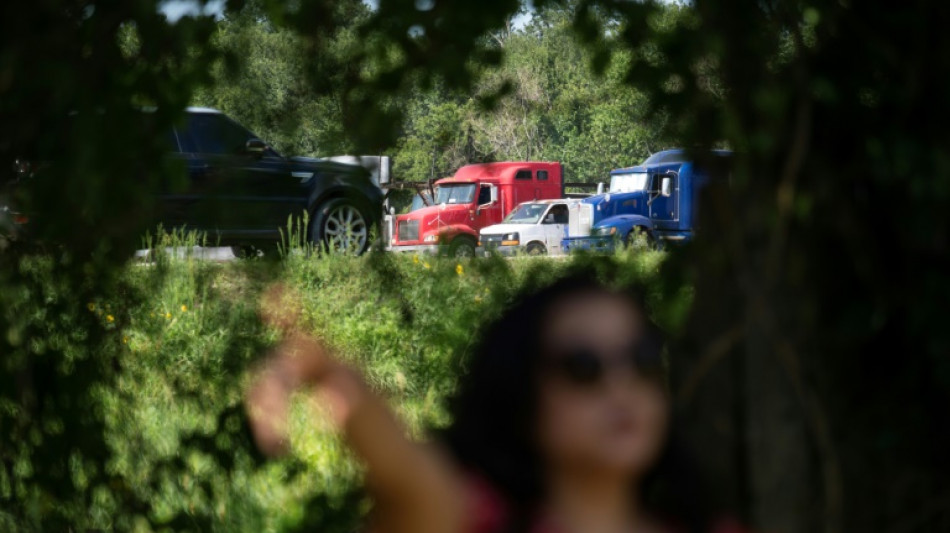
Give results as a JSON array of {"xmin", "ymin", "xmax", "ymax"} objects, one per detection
[{"xmin": 12, "ymin": 228, "xmax": 683, "ymax": 531}]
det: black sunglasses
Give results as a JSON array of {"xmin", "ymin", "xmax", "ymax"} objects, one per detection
[{"xmin": 542, "ymin": 342, "xmax": 665, "ymax": 385}]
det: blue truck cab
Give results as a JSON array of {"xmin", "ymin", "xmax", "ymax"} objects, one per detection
[{"xmin": 562, "ymin": 149, "xmax": 731, "ymax": 252}]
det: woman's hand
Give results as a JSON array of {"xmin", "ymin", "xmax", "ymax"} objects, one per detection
[
  {"xmin": 245, "ymin": 360, "xmax": 294, "ymax": 457},
  {"xmin": 245, "ymin": 333, "xmax": 330, "ymax": 456},
  {"xmin": 246, "ymin": 284, "xmax": 329, "ymax": 456}
]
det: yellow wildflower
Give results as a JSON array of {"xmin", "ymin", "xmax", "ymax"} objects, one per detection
[
  {"xmin": 106, "ymin": 315, "xmax": 114, "ymax": 323},
  {"xmin": 181, "ymin": 305, "xmax": 188, "ymax": 312},
  {"xmin": 423, "ymin": 261, "xmax": 431, "ymax": 269},
  {"xmin": 412, "ymin": 255, "xmax": 419, "ymax": 264},
  {"xmin": 165, "ymin": 312, "xmax": 172, "ymax": 320},
  {"xmin": 122, "ymin": 336, "xmax": 129, "ymax": 344},
  {"xmin": 87, "ymin": 303, "xmax": 95, "ymax": 312},
  {"xmin": 394, "ymin": 371, "xmax": 408, "ymax": 390},
  {"xmin": 474, "ymin": 295, "xmax": 483, "ymax": 304},
  {"xmin": 456, "ymin": 263, "xmax": 464, "ymax": 276}
]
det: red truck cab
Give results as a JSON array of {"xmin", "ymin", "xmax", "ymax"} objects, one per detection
[{"xmin": 389, "ymin": 162, "xmax": 564, "ymax": 256}]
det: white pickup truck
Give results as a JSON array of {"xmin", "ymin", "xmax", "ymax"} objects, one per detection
[{"xmin": 478, "ymin": 199, "xmax": 579, "ymax": 256}]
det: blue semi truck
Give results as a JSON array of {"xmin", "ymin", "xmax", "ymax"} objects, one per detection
[{"xmin": 562, "ymin": 149, "xmax": 732, "ymax": 252}]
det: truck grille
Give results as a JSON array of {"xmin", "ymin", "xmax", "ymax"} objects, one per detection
[
  {"xmin": 382, "ymin": 214, "xmax": 394, "ymax": 246},
  {"xmin": 397, "ymin": 220, "xmax": 419, "ymax": 242},
  {"xmin": 481, "ymin": 233, "xmax": 504, "ymax": 250}
]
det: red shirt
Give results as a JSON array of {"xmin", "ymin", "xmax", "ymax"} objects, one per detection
[{"xmin": 466, "ymin": 476, "xmax": 747, "ymax": 533}]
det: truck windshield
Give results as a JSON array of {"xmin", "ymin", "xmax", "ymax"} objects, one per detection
[
  {"xmin": 409, "ymin": 192, "xmax": 432, "ymax": 212},
  {"xmin": 609, "ymin": 172, "xmax": 649, "ymax": 193},
  {"xmin": 503, "ymin": 203, "xmax": 548, "ymax": 224},
  {"xmin": 435, "ymin": 184, "xmax": 476, "ymax": 205}
]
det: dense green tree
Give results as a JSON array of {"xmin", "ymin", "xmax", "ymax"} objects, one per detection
[
  {"xmin": 194, "ymin": 0, "xmax": 678, "ymax": 183},
  {"xmin": 390, "ymin": 2, "xmax": 674, "ymax": 182},
  {"xmin": 1, "ymin": 1, "xmax": 228, "ymax": 529},
  {"xmin": 569, "ymin": 1, "xmax": 950, "ymax": 531},
  {"xmin": 192, "ymin": 0, "xmax": 371, "ymax": 156},
  {"xmin": 392, "ymin": 89, "xmax": 478, "ymax": 182},
  {"xmin": 200, "ymin": 1, "xmax": 672, "ymax": 181}
]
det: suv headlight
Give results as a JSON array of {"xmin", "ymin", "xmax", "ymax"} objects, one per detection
[
  {"xmin": 502, "ymin": 232, "xmax": 519, "ymax": 245},
  {"xmin": 423, "ymin": 234, "xmax": 439, "ymax": 243}
]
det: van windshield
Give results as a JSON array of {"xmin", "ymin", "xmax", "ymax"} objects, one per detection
[
  {"xmin": 435, "ymin": 184, "xmax": 476, "ymax": 205},
  {"xmin": 503, "ymin": 203, "xmax": 548, "ymax": 224},
  {"xmin": 609, "ymin": 172, "xmax": 649, "ymax": 193}
]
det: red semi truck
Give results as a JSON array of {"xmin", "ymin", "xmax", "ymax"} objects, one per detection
[{"xmin": 387, "ymin": 162, "xmax": 564, "ymax": 256}]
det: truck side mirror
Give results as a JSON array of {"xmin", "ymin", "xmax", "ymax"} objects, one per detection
[
  {"xmin": 661, "ymin": 177, "xmax": 672, "ymax": 197},
  {"xmin": 596, "ymin": 182, "xmax": 605, "ymax": 195},
  {"xmin": 490, "ymin": 185, "xmax": 499, "ymax": 204}
]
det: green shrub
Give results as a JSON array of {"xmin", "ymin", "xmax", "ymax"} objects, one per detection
[{"xmin": 2, "ymin": 231, "xmax": 682, "ymax": 531}]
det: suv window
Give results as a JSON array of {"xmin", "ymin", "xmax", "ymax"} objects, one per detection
[{"xmin": 179, "ymin": 113, "xmax": 255, "ymax": 155}]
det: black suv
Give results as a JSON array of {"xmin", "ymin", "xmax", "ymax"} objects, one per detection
[{"xmin": 3, "ymin": 108, "xmax": 384, "ymax": 254}]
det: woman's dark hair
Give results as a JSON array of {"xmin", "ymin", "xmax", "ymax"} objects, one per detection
[{"xmin": 440, "ymin": 274, "xmax": 715, "ymax": 533}]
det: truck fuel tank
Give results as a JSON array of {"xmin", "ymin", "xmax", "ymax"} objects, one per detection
[{"xmin": 568, "ymin": 202, "xmax": 593, "ymax": 237}]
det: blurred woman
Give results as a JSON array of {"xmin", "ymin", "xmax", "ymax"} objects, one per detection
[{"xmin": 246, "ymin": 275, "xmax": 736, "ymax": 533}]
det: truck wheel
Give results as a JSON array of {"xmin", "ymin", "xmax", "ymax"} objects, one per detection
[
  {"xmin": 312, "ymin": 198, "xmax": 371, "ymax": 255},
  {"xmin": 526, "ymin": 242, "xmax": 547, "ymax": 256},
  {"xmin": 449, "ymin": 237, "xmax": 476, "ymax": 258},
  {"xmin": 625, "ymin": 227, "xmax": 655, "ymax": 250}
]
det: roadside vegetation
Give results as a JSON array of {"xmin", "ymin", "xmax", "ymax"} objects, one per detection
[{"xmin": 0, "ymin": 231, "xmax": 675, "ymax": 531}]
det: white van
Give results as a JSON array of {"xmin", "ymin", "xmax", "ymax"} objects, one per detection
[{"xmin": 478, "ymin": 199, "xmax": 577, "ymax": 256}]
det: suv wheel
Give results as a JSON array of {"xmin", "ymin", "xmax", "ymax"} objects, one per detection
[{"xmin": 312, "ymin": 198, "xmax": 371, "ymax": 255}]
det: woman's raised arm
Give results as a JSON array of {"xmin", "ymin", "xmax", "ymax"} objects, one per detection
[{"xmin": 245, "ymin": 288, "xmax": 467, "ymax": 533}]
